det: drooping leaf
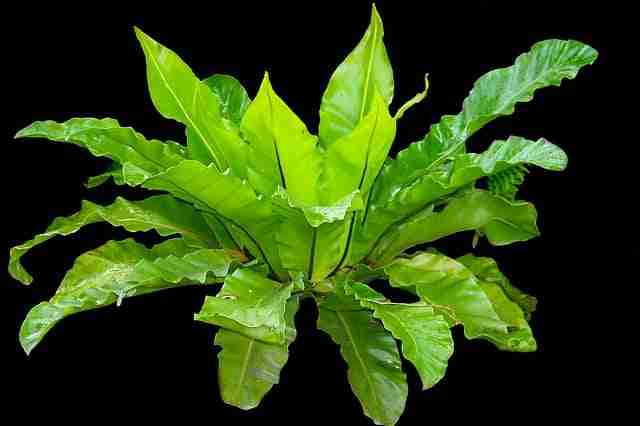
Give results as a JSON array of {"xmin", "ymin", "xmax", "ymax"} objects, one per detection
[
  {"xmin": 317, "ymin": 291, "xmax": 407, "ymax": 426},
  {"xmin": 355, "ymin": 136, "xmax": 566, "ymax": 263},
  {"xmin": 215, "ymin": 294, "xmax": 300, "ymax": 410},
  {"xmin": 371, "ymin": 39, "xmax": 597, "ymax": 212},
  {"xmin": 458, "ymin": 254, "xmax": 537, "ymax": 319},
  {"xmin": 344, "ymin": 281, "xmax": 454, "ymax": 390},
  {"xmin": 241, "ymin": 72, "xmax": 322, "ymax": 205},
  {"xmin": 319, "ymin": 4, "xmax": 393, "ymax": 146},
  {"xmin": 369, "ymin": 189, "xmax": 539, "ymax": 264},
  {"xmin": 394, "ymin": 73, "xmax": 429, "ymax": 120},
  {"xmin": 20, "ymin": 238, "xmax": 241, "ymax": 355},
  {"xmin": 9, "ymin": 195, "xmax": 218, "ymax": 285},
  {"xmin": 135, "ymin": 27, "xmax": 247, "ymax": 174},
  {"xmin": 384, "ymin": 251, "xmax": 509, "ymax": 342},
  {"xmin": 195, "ymin": 267, "xmax": 293, "ymax": 344},
  {"xmin": 140, "ymin": 159, "xmax": 285, "ymax": 279},
  {"xmin": 15, "ymin": 118, "xmax": 186, "ymax": 185},
  {"xmin": 203, "ymin": 74, "xmax": 251, "ymax": 126}
]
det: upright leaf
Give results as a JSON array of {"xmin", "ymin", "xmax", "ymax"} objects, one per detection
[
  {"xmin": 372, "ymin": 39, "xmax": 597, "ymax": 210},
  {"xmin": 15, "ymin": 118, "xmax": 186, "ymax": 185},
  {"xmin": 370, "ymin": 190, "xmax": 539, "ymax": 264},
  {"xmin": 135, "ymin": 28, "xmax": 246, "ymax": 174},
  {"xmin": 9, "ymin": 195, "xmax": 218, "ymax": 285},
  {"xmin": 345, "ymin": 282, "xmax": 454, "ymax": 390},
  {"xmin": 215, "ymin": 295, "xmax": 300, "ymax": 410},
  {"xmin": 140, "ymin": 159, "xmax": 285, "ymax": 279},
  {"xmin": 317, "ymin": 292, "xmax": 407, "ymax": 425},
  {"xmin": 203, "ymin": 74, "xmax": 251, "ymax": 126},
  {"xmin": 384, "ymin": 252, "xmax": 508, "ymax": 341},
  {"xmin": 319, "ymin": 4, "xmax": 393, "ymax": 146},
  {"xmin": 20, "ymin": 238, "xmax": 241, "ymax": 355},
  {"xmin": 195, "ymin": 267, "xmax": 293, "ymax": 344},
  {"xmin": 241, "ymin": 72, "xmax": 322, "ymax": 205}
]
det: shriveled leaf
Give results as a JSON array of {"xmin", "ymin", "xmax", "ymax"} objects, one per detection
[
  {"xmin": 215, "ymin": 295, "xmax": 300, "ymax": 410},
  {"xmin": 135, "ymin": 27, "xmax": 246, "ymax": 174},
  {"xmin": 317, "ymin": 292, "xmax": 407, "ymax": 426},
  {"xmin": 345, "ymin": 281, "xmax": 454, "ymax": 390},
  {"xmin": 9, "ymin": 195, "xmax": 217, "ymax": 285},
  {"xmin": 372, "ymin": 39, "xmax": 597, "ymax": 214},
  {"xmin": 370, "ymin": 190, "xmax": 539, "ymax": 263},
  {"xmin": 241, "ymin": 73, "xmax": 322, "ymax": 206},
  {"xmin": 20, "ymin": 238, "xmax": 241, "ymax": 354},
  {"xmin": 319, "ymin": 4, "xmax": 393, "ymax": 146},
  {"xmin": 203, "ymin": 74, "xmax": 251, "ymax": 126},
  {"xmin": 15, "ymin": 118, "xmax": 185, "ymax": 185},
  {"xmin": 195, "ymin": 267, "xmax": 292, "ymax": 344},
  {"xmin": 384, "ymin": 251, "xmax": 508, "ymax": 341}
]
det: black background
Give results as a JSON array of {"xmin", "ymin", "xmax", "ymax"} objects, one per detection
[{"xmin": 2, "ymin": 1, "xmax": 625, "ymax": 424}]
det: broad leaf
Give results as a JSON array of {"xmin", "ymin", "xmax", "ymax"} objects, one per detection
[
  {"xmin": 15, "ymin": 118, "xmax": 186, "ymax": 185},
  {"xmin": 369, "ymin": 190, "xmax": 539, "ymax": 264},
  {"xmin": 372, "ymin": 39, "xmax": 597, "ymax": 212},
  {"xmin": 384, "ymin": 251, "xmax": 508, "ymax": 342},
  {"xmin": 215, "ymin": 295, "xmax": 300, "ymax": 410},
  {"xmin": 355, "ymin": 136, "xmax": 565, "ymax": 263},
  {"xmin": 241, "ymin": 72, "xmax": 322, "ymax": 205},
  {"xmin": 20, "ymin": 238, "xmax": 241, "ymax": 354},
  {"xmin": 203, "ymin": 74, "xmax": 251, "ymax": 126},
  {"xmin": 140, "ymin": 159, "xmax": 285, "ymax": 279},
  {"xmin": 458, "ymin": 254, "xmax": 537, "ymax": 318},
  {"xmin": 317, "ymin": 291, "xmax": 407, "ymax": 426},
  {"xmin": 319, "ymin": 4, "xmax": 393, "ymax": 146},
  {"xmin": 84, "ymin": 162, "xmax": 123, "ymax": 188},
  {"xmin": 345, "ymin": 281, "xmax": 454, "ymax": 390},
  {"xmin": 9, "ymin": 195, "xmax": 218, "ymax": 285},
  {"xmin": 135, "ymin": 28, "xmax": 246, "ymax": 174},
  {"xmin": 195, "ymin": 267, "xmax": 293, "ymax": 344}
]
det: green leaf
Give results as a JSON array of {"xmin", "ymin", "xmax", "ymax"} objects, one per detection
[
  {"xmin": 195, "ymin": 267, "xmax": 293, "ymax": 344},
  {"xmin": 15, "ymin": 118, "xmax": 186, "ymax": 185},
  {"xmin": 384, "ymin": 251, "xmax": 508, "ymax": 342},
  {"xmin": 319, "ymin": 89, "xmax": 396, "ymax": 205},
  {"xmin": 317, "ymin": 292, "xmax": 407, "ymax": 426},
  {"xmin": 84, "ymin": 162, "xmax": 123, "ymax": 188},
  {"xmin": 241, "ymin": 72, "xmax": 322, "ymax": 205},
  {"xmin": 345, "ymin": 281, "xmax": 454, "ymax": 390},
  {"xmin": 272, "ymin": 199, "xmax": 349, "ymax": 281},
  {"xmin": 135, "ymin": 27, "xmax": 246, "ymax": 174},
  {"xmin": 203, "ymin": 74, "xmax": 251, "ymax": 126},
  {"xmin": 20, "ymin": 238, "xmax": 240, "ymax": 355},
  {"xmin": 215, "ymin": 294, "xmax": 300, "ymax": 410},
  {"xmin": 319, "ymin": 4, "xmax": 393, "ymax": 146},
  {"xmin": 372, "ymin": 39, "xmax": 597, "ymax": 213},
  {"xmin": 9, "ymin": 195, "xmax": 218, "ymax": 285},
  {"xmin": 369, "ymin": 190, "xmax": 539, "ymax": 264},
  {"xmin": 458, "ymin": 254, "xmax": 537, "ymax": 319},
  {"xmin": 356, "ymin": 136, "xmax": 566, "ymax": 263},
  {"xmin": 140, "ymin": 159, "xmax": 285, "ymax": 279},
  {"xmin": 394, "ymin": 73, "xmax": 429, "ymax": 120}
]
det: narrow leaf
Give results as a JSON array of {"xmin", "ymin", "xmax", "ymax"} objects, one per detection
[
  {"xmin": 9, "ymin": 195, "xmax": 217, "ymax": 285},
  {"xmin": 394, "ymin": 73, "xmax": 429, "ymax": 120}
]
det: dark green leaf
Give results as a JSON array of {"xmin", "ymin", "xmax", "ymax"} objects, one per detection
[{"xmin": 203, "ymin": 74, "xmax": 251, "ymax": 126}]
